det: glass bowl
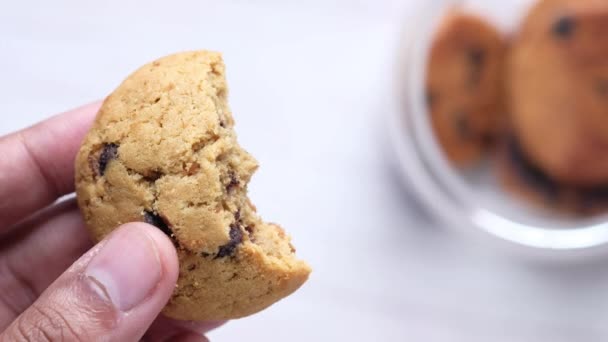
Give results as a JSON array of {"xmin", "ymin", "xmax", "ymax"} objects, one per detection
[{"xmin": 389, "ymin": 0, "xmax": 608, "ymax": 257}]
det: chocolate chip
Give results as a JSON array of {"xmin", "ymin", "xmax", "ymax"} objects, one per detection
[
  {"xmin": 596, "ymin": 79, "xmax": 608, "ymax": 98},
  {"xmin": 571, "ymin": 185, "xmax": 608, "ymax": 214},
  {"xmin": 144, "ymin": 170, "xmax": 163, "ymax": 182},
  {"xmin": 506, "ymin": 136, "xmax": 608, "ymax": 213},
  {"xmin": 454, "ymin": 113, "xmax": 471, "ymax": 140},
  {"xmin": 426, "ymin": 89, "xmax": 437, "ymax": 109},
  {"xmin": 215, "ymin": 223, "xmax": 243, "ymax": 259},
  {"xmin": 245, "ymin": 225, "xmax": 255, "ymax": 242},
  {"xmin": 219, "ymin": 119, "xmax": 226, "ymax": 128},
  {"xmin": 467, "ymin": 47, "xmax": 485, "ymax": 67},
  {"xmin": 234, "ymin": 209, "xmax": 241, "ymax": 222},
  {"xmin": 185, "ymin": 162, "xmax": 200, "ymax": 176},
  {"xmin": 553, "ymin": 16, "xmax": 575, "ymax": 38},
  {"xmin": 480, "ymin": 133, "xmax": 495, "ymax": 147},
  {"xmin": 98, "ymin": 143, "xmax": 119, "ymax": 176},
  {"xmin": 582, "ymin": 187, "xmax": 608, "ymax": 200},
  {"xmin": 226, "ymin": 171, "xmax": 240, "ymax": 192},
  {"xmin": 467, "ymin": 48, "xmax": 485, "ymax": 87},
  {"xmin": 143, "ymin": 210, "xmax": 173, "ymax": 239},
  {"xmin": 187, "ymin": 264, "xmax": 196, "ymax": 271},
  {"xmin": 507, "ymin": 137, "xmax": 559, "ymax": 201}
]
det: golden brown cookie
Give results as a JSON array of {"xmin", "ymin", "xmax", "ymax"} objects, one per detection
[
  {"xmin": 75, "ymin": 51, "xmax": 311, "ymax": 320},
  {"xmin": 498, "ymin": 135, "xmax": 608, "ymax": 216},
  {"xmin": 426, "ymin": 12, "xmax": 506, "ymax": 166},
  {"xmin": 508, "ymin": 0, "xmax": 608, "ymax": 186}
]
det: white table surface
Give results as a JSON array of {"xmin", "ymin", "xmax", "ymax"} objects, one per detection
[{"xmin": 2, "ymin": 1, "xmax": 608, "ymax": 341}]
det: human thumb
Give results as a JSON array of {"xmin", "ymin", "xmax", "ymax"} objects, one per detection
[{"xmin": 0, "ymin": 222, "xmax": 179, "ymax": 341}]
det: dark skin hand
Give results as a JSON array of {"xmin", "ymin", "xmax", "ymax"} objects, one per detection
[{"xmin": 0, "ymin": 103, "xmax": 223, "ymax": 341}]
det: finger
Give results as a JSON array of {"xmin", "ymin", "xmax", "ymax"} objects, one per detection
[
  {"xmin": 0, "ymin": 200, "xmax": 91, "ymax": 328},
  {"xmin": 0, "ymin": 102, "xmax": 100, "ymax": 229},
  {"xmin": 144, "ymin": 315, "xmax": 224, "ymax": 341},
  {"xmin": 0, "ymin": 223, "xmax": 179, "ymax": 341},
  {"xmin": 163, "ymin": 332, "xmax": 210, "ymax": 342}
]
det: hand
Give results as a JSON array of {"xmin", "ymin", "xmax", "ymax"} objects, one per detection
[{"xmin": 0, "ymin": 103, "xmax": 222, "ymax": 341}]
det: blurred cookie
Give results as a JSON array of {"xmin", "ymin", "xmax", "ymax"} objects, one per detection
[
  {"xmin": 75, "ymin": 51, "xmax": 311, "ymax": 320},
  {"xmin": 508, "ymin": 0, "xmax": 608, "ymax": 186},
  {"xmin": 426, "ymin": 12, "xmax": 506, "ymax": 166},
  {"xmin": 498, "ymin": 135, "xmax": 608, "ymax": 216}
]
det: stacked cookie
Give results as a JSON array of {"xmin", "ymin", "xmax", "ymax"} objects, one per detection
[
  {"xmin": 426, "ymin": 13, "xmax": 506, "ymax": 166},
  {"xmin": 426, "ymin": 0, "xmax": 608, "ymax": 215}
]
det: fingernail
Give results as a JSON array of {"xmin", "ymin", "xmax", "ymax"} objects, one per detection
[{"xmin": 85, "ymin": 224, "xmax": 162, "ymax": 311}]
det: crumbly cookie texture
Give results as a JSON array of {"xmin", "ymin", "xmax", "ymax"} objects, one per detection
[
  {"xmin": 426, "ymin": 12, "xmax": 506, "ymax": 166},
  {"xmin": 75, "ymin": 51, "xmax": 311, "ymax": 320},
  {"xmin": 507, "ymin": 0, "xmax": 608, "ymax": 186}
]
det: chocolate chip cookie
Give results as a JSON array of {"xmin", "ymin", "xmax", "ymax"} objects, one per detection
[
  {"xmin": 426, "ymin": 11, "xmax": 506, "ymax": 166},
  {"xmin": 75, "ymin": 51, "xmax": 311, "ymax": 320},
  {"xmin": 508, "ymin": 0, "xmax": 608, "ymax": 186},
  {"xmin": 498, "ymin": 136, "xmax": 608, "ymax": 216}
]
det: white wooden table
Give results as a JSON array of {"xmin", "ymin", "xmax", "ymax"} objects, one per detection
[{"xmin": 2, "ymin": 1, "xmax": 608, "ymax": 341}]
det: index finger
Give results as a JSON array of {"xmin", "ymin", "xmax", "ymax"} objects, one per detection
[{"xmin": 0, "ymin": 102, "xmax": 100, "ymax": 229}]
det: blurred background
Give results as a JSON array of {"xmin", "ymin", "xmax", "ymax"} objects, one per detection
[{"xmin": 3, "ymin": 0, "xmax": 608, "ymax": 341}]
